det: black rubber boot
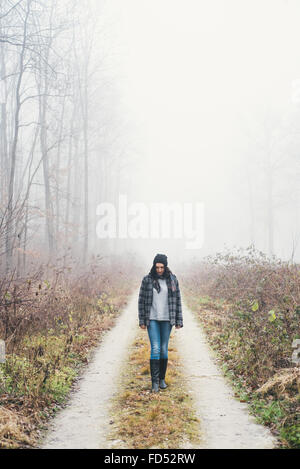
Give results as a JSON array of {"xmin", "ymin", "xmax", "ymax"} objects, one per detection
[
  {"xmin": 150, "ymin": 359, "xmax": 160, "ymax": 393},
  {"xmin": 159, "ymin": 358, "xmax": 168, "ymax": 389}
]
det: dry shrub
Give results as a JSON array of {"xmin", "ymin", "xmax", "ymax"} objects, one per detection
[
  {"xmin": 183, "ymin": 245, "xmax": 300, "ymax": 388},
  {"xmin": 256, "ymin": 368, "xmax": 300, "ymax": 400},
  {"xmin": 183, "ymin": 245, "xmax": 300, "ymax": 448},
  {"xmin": 0, "ymin": 406, "xmax": 32, "ymax": 448},
  {"xmin": 0, "ymin": 254, "xmax": 140, "ymax": 355},
  {"xmin": 0, "ymin": 253, "xmax": 141, "ymax": 448}
]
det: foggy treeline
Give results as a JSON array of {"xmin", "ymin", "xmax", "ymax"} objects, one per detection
[
  {"xmin": 2, "ymin": 0, "xmax": 300, "ymax": 277},
  {"xmin": 0, "ymin": 0, "xmax": 134, "ymax": 277}
]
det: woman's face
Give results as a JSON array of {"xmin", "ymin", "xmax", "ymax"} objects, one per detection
[{"xmin": 155, "ymin": 263, "xmax": 165, "ymax": 276}]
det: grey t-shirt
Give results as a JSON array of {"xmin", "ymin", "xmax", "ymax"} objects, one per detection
[{"xmin": 149, "ymin": 278, "xmax": 170, "ymax": 321}]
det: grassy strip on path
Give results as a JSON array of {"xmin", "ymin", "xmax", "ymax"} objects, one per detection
[{"xmin": 108, "ymin": 328, "xmax": 201, "ymax": 449}]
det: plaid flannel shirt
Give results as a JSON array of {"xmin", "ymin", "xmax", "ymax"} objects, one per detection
[{"xmin": 138, "ymin": 274, "xmax": 183, "ymax": 328}]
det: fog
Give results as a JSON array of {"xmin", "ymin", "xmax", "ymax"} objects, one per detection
[
  {"xmin": 2, "ymin": 0, "xmax": 300, "ymax": 274},
  {"xmin": 95, "ymin": 0, "xmax": 300, "ymax": 268}
]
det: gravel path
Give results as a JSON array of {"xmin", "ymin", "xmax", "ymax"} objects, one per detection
[{"xmin": 39, "ymin": 287, "xmax": 278, "ymax": 449}]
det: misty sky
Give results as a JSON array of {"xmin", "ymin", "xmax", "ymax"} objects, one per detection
[{"xmin": 92, "ymin": 0, "xmax": 300, "ymax": 267}]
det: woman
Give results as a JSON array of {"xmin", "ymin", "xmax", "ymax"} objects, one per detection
[{"xmin": 138, "ymin": 253, "xmax": 183, "ymax": 392}]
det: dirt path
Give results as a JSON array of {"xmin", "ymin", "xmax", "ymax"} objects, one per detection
[
  {"xmin": 39, "ymin": 290, "xmax": 139, "ymax": 449},
  {"xmin": 39, "ymin": 287, "xmax": 278, "ymax": 449}
]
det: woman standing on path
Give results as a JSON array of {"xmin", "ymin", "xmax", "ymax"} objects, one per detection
[{"xmin": 138, "ymin": 254, "xmax": 183, "ymax": 393}]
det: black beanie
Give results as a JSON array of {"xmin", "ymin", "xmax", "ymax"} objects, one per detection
[{"xmin": 153, "ymin": 253, "xmax": 168, "ymax": 267}]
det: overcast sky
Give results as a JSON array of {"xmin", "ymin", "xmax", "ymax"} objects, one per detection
[{"xmin": 91, "ymin": 0, "xmax": 300, "ymax": 268}]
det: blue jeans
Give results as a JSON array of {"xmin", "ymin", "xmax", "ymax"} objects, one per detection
[{"xmin": 147, "ymin": 320, "xmax": 173, "ymax": 359}]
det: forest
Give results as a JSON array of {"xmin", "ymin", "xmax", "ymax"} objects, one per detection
[{"xmin": 0, "ymin": 0, "xmax": 299, "ymax": 451}]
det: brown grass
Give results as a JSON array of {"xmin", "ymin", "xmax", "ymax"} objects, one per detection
[
  {"xmin": 0, "ymin": 260, "xmax": 139, "ymax": 448},
  {"xmin": 0, "ymin": 406, "xmax": 33, "ymax": 448},
  {"xmin": 108, "ymin": 329, "xmax": 201, "ymax": 449},
  {"xmin": 256, "ymin": 368, "xmax": 300, "ymax": 400}
]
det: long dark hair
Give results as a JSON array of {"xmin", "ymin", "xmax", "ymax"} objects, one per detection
[
  {"xmin": 149, "ymin": 264, "xmax": 173, "ymax": 280},
  {"xmin": 149, "ymin": 264, "xmax": 176, "ymax": 293}
]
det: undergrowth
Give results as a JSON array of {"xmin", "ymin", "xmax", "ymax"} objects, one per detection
[
  {"xmin": 182, "ymin": 246, "xmax": 300, "ymax": 449},
  {"xmin": 0, "ymin": 258, "xmax": 138, "ymax": 448}
]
